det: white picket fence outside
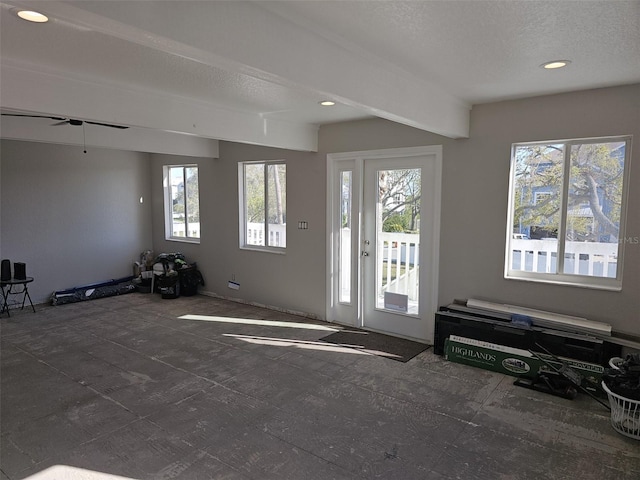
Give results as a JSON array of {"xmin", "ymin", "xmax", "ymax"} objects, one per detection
[
  {"xmin": 172, "ymin": 220, "xmax": 200, "ymax": 238},
  {"xmin": 510, "ymin": 239, "xmax": 618, "ymax": 277},
  {"xmin": 246, "ymin": 222, "xmax": 287, "ymax": 247},
  {"xmin": 378, "ymin": 232, "xmax": 420, "ymax": 300},
  {"xmin": 338, "ymin": 230, "xmax": 420, "ymax": 302}
]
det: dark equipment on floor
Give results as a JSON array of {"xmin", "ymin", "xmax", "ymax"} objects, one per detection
[
  {"xmin": 514, "ymin": 343, "xmax": 610, "ymax": 410},
  {"xmin": 151, "ymin": 254, "xmax": 204, "ymax": 299},
  {"xmin": 603, "ymin": 354, "xmax": 640, "ymax": 401},
  {"xmin": 514, "ymin": 372, "xmax": 578, "ymax": 400},
  {"xmin": 434, "ymin": 306, "xmax": 620, "ymax": 364}
]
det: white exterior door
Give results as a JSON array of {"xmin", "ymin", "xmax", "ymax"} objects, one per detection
[{"xmin": 327, "ymin": 146, "xmax": 442, "ymax": 343}]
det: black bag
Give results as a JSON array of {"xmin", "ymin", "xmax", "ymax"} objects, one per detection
[
  {"xmin": 158, "ymin": 274, "xmax": 180, "ymax": 299},
  {"xmin": 179, "ymin": 268, "xmax": 205, "ymax": 296}
]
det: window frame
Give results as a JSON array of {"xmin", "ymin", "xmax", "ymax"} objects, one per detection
[
  {"xmin": 163, "ymin": 164, "xmax": 200, "ymax": 244},
  {"xmin": 238, "ymin": 160, "xmax": 287, "ymax": 253},
  {"xmin": 504, "ymin": 135, "xmax": 632, "ymax": 290}
]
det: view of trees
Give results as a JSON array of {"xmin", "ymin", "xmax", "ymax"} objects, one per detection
[
  {"xmin": 512, "ymin": 142, "xmax": 625, "ymax": 242},
  {"xmin": 512, "ymin": 144, "xmax": 563, "ymax": 238},
  {"xmin": 171, "ymin": 166, "xmax": 200, "ymax": 238},
  {"xmin": 568, "ymin": 143, "xmax": 624, "ymax": 240},
  {"xmin": 379, "ymin": 168, "xmax": 421, "ymax": 233},
  {"xmin": 244, "ymin": 163, "xmax": 286, "ymax": 225},
  {"xmin": 244, "ymin": 164, "xmax": 266, "ymax": 223}
]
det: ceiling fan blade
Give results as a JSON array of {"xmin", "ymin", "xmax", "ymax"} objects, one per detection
[
  {"xmin": 2, "ymin": 113, "xmax": 128, "ymax": 129},
  {"xmin": 2, "ymin": 113, "xmax": 67, "ymax": 121},
  {"xmin": 85, "ymin": 121, "xmax": 129, "ymax": 129}
]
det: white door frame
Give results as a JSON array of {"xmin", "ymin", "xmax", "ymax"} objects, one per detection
[{"xmin": 326, "ymin": 145, "xmax": 442, "ymax": 343}]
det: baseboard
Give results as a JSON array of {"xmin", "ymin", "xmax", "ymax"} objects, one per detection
[{"xmin": 199, "ymin": 290, "xmax": 322, "ymax": 321}]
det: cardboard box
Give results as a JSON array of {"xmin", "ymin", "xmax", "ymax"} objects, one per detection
[{"xmin": 444, "ymin": 335, "xmax": 603, "ymax": 389}]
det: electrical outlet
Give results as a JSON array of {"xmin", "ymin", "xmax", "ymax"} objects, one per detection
[{"xmin": 228, "ymin": 281, "xmax": 240, "ymax": 290}]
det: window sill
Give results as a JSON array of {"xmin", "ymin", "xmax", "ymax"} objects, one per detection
[
  {"xmin": 240, "ymin": 245, "xmax": 286, "ymax": 255},
  {"xmin": 505, "ymin": 272, "xmax": 622, "ymax": 291},
  {"xmin": 166, "ymin": 237, "xmax": 200, "ymax": 245}
]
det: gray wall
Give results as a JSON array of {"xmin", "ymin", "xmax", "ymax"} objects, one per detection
[
  {"xmin": 3, "ymin": 84, "xmax": 636, "ymax": 338},
  {"xmin": 319, "ymin": 84, "xmax": 640, "ymax": 336},
  {"xmin": 150, "ymin": 145, "xmax": 326, "ymax": 318},
  {"xmin": 438, "ymin": 85, "xmax": 639, "ymax": 336},
  {"xmin": 148, "ymin": 84, "xmax": 638, "ymax": 337},
  {"xmin": 0, "ymin": 140, "xmax": 152, "ymax": 303}
]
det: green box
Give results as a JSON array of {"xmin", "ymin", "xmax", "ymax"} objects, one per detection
[{"xmin": 444, "ymin": 335, "xmax": 603, "ymax": 389}]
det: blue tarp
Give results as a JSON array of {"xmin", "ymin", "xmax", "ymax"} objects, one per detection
[{"xmin": 51, "ymin": 276, "xmax": 136, "ymax": 305}]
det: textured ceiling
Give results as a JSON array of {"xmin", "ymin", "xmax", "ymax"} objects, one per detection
[
  {"xmin": 1, "ymin": 0, "xmax": 639, "ymax": 151},
  {"xmin": 265, "ymin": 0, "xmax": 640, "ymax": 103}
]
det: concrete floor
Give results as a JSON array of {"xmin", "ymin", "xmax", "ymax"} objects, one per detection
[{"xmin": 1, "ymin": 293, "xmax": 639, "ymax": 480}]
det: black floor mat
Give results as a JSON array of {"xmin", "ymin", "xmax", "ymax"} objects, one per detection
[{"xmin": 319, "ymin": 328, "xmax": 430, "ymax": 362}]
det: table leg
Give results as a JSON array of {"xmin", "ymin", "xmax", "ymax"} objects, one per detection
[
  {"xmin": 1, "ymin": 285, "xmax": 10, "ymax": 317},
  {"xmin": 1, "ymin": 282, "xmax": 36, "ymax": 316},
  {"xmin": 22, "ymin": 285, "xmax": 36, "ymax": 313}
]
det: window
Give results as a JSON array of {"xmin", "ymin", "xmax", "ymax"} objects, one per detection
[
  {"xmin": 239, "ymin": 161, "xmax": 286, "ymax": 251},
  {"xmin": 163, "ymin": 165, "xmax": 200, "ymax": 242},
  {"xmin": 340, "ymin": 170, "xmax": 352, "ymax": 303},
  {"xmin": 506, "ymin": 136, "xmax": 631, "ymax": 290}
]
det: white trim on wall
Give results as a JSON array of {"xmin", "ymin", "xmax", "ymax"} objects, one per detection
[{"xmin": 326, "ymin": 145, "xmax": 442, "ymax": 342}]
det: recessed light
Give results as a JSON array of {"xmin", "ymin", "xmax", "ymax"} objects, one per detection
[
  {"xmin": 17, "ymin": 10, "xmax": 49, "ymax": 23},
  {"xmin": 541, "ymin": 60, "xmax": 571, "ymax": 70},
  {"xmin": 319, "ymin": 100, "xmax": 336, "ymax": 106}
]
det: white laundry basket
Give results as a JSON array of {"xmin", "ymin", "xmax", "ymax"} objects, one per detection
[{"xmin": 601, "ymin": 381, "xmax": 640, "ymax": 440}]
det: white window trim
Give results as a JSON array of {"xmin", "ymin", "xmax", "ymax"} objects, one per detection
[
  {"xmin": 163, "ymin": 164, "xmax": 200, "ymax": 244},
  {"xmin": 238, "ymin": 160, "xmax": 286, "ymax": 254},
  {"xmin": 504, "ymin": 135, "xmax": 632, "ymax": 291}
]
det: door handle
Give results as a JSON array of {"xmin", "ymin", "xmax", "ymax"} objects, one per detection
[{"xmin": 361, "ymin": 251, "xmax": 369, "ymax": 257}]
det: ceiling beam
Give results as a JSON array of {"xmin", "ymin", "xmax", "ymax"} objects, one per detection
[
  {"xmin": 1, "ymin": 111, "xmax": 220, "ymax": 158},
  {"xmin": 10, "ymin": 0, "xmax": 470, "ymax": 139},
  {"xmin": 0, "ymin": 61, "xmax": 318, "ymax": 152}
]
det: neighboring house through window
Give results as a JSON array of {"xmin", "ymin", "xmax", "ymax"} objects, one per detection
[
  {"xmin": 506, "ymin": 136, "xmax": 631, "ymax": 290},
  {"xmin": 239, "ymin": 161, "xmax": 286, "ymax": 251},
  {"xmin": 163, "ymin": 165, "xmax": 200, "ymax": 242}
]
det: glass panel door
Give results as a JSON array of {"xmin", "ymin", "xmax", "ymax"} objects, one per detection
[
  {"xmin": 362, "ymin": 154, "xmax": 440, "ymax": 342},
  {"xmin": 373, "ymin": 168, "xmax": 421, "ymax": 315},
  {"xmin": 327, "ymin": 147, "xmax": 441, "ymax": 343}
]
